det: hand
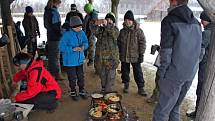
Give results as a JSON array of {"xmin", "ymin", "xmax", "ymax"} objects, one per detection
[
  {"xmin": 12, "ymin": 81, "xmax": 18, "ymax": 88},
  {"xmin": 138, "ymin": 54, "xmax": 144, "ymax": 63},
  {"xmin": 73, "ymin": 46, "xmax": 84, "ymax": 52},
  {"xmin": 10, "ymin": 96, "xmax": 16, "ymax": 103}
]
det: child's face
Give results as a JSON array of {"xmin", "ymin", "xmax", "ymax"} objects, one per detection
[
  {"xmin": 72, "ymin": 26, "xmax": 82, "ymax": 32},
  {"xmin": 106, "ymin": 18, "xmax": 113, "ymax": 24},
  {"xmin": 19, "ymin": 64, "xmax": 27, "ymax": 70},
  {"xmin": 27, "ymin": 13, "xmax": 33, "ymax": 16}
]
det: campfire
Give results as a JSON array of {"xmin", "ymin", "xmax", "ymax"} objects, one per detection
[{"xmin": 87, "ymin": 91, "xmax": 139, "ymax": 121}]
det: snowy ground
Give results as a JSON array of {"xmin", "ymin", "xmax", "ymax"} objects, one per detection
[{"xmin": 13, "ymin": 17, "xmax": 197, "ymax": 109}]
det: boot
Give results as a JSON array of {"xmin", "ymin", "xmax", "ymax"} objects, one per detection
[
  {"xmin": 123, "ymin": 83, "xmax": 129, "ymax": 93},
  {"xmin": 87, "ymin": 59, "xmax": 94, "ymax": 66},
  {"xmin": 70, "ymin": 90, "xmax": 79, "ymax": 101},
  {"xmin": 138, "ymin": 88, "xmax": 147, "ymax": 97},
  {"xmin": 186, "ymin": 111, "xmax": 196, "ymax": 118},
  {"xmin": 79, "ymin": 90, "xmax": 88, "ymax": 100},
  {"xmin": 147, "ymin": 94, "xmax": 158, "ymax": 103}
]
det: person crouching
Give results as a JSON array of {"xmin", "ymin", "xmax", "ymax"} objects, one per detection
[{"xmin": 11, "ymin": 52, "xmax": 62, "ymax": 112}]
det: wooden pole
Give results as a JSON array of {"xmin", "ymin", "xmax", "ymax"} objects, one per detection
[
  {"xmin": 195, "ymin": 0, "xmax": 215, "ymax": 120},
  {"xmin": 7, "ymin": 26, "xmax": 16, "ymax": 57}
]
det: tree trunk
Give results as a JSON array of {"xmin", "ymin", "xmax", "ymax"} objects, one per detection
[
  {"xmin": 111, "ymin": 0, "xmax": 120, "ymax": 26},
  {"xmin": 196, "ymin": 0, "xmax": 215, "ymax": 121}
]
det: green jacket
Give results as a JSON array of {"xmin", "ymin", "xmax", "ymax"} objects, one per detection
[{"xmin": 92, "ymin": 24, "xmax": 120, "ymax": 69}]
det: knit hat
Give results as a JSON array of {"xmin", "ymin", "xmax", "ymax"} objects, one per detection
[
  {"xmin": 105, "ymin": 12, "xmax": 116, "ymax": 23},
  {"xmin": 70, "ymin": 4, "xmax": 77, "ymax": 11},
  {"xmin": 124, "ymin": 10, "xmax": 134, "ymax": 21},
  {"xmin": 70, "ymin": 16, "xmax": 82, "ymax": 28},
  {"xmin": 84, "ymin": 3, "xmax": 94, "ymax": 14},
  {"xmin": 13, "ymin": 52, "xmax": 32, "ymax": 66},
  {"xmin": 200, "ymin": 11, "xmax": 211, "ymax": 22},
  {"xmin": 25, "ymin": 6, "xmax": 33, "ymax": 13}
]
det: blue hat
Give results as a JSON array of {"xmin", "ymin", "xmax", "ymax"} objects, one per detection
[
  {"xmin": 70, "ymin": 16, "xmax": 82, "ymax": 28},
  {"xmin": 13, "ymin": 52, "xmax": 32, "ymax": 66},
  {"xmin": 25, "ymin": 6, "xmax": 33, "ymax": 13}
]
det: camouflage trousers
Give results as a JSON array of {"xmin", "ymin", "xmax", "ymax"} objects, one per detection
[
  {"xmin": 27, "ymin": 37, "xmax": 37, "ymax": 56},
  {"xmin": 85, "ymin": 35, "xmax": 96, "ymax": 61}
]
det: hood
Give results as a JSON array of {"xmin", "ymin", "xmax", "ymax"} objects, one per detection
[
  {"xmin": 26, "ymin": 59, "xmax": 44, "ymax": 72},
  {"xmin": 123, "ymin": 20, "xmax": 140, "ymax": 30},
  {"xmin": 169, "ymin": 5, "xmax": 195, "ymax": 23}
]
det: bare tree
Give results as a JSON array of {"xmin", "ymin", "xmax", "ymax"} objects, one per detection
[
  {"xmin": 111, "ymin": 0, "xmax": 120, "ymax": 26},
  {"xmin": 195, "ymin": 0, "xmax": 215, "ymax": 121}
]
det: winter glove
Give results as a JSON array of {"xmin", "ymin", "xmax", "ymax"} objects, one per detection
[{"xmin": 138, "ymin": 54, "xmax": 144, "ymax": 63}]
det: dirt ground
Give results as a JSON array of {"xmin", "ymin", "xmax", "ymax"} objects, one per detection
[{"xmin": 28, "ymin": 62, "xmax": 193, "ymax": 121}]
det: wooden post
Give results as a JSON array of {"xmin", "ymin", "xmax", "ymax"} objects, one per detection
[
  {"xmin": 0, "ymin": 48, "xmax": 11, "ymax": 96},
  {"xmin": 7, "ymin": 26, "xmax": 16, "ymax": 57},
  {"xmin": 111, "ymin": 0, "xmax": 120, "ymax": 26},
  {"xmin": 195, "ymin": 0, "xmax": 215, "ymax": 120}
]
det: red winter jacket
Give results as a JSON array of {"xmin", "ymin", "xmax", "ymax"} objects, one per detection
[{"xmin": 13, "ymin": 59, "xmax": 62, "ymax": 102}]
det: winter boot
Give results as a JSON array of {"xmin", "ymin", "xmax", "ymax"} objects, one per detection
[
  {"xmin": 186, "ymin": 111, "xmax": 196, "ymax": 118},
  {"xmin": 70, "ymin": 90, "xmax": 79, "ymax": 101},
  {"xmin": 79, "ymin": 90, "xmax": 88, "ymax": 100},
  {"xmin": 138, "ymin": 88, "xmax": 147, "ymax": 97},
  {"xmin": 123, "ymin": 83, "xmax": 129, "ymax": 93},
  {"xmin": 147, "ymin": 93, "xmax": 159, "ymax": 103}
]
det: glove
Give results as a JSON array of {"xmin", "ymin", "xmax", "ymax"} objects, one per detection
[{"xmin": 138, "ymin": 54, "xmax": 144, "ymax": 63}]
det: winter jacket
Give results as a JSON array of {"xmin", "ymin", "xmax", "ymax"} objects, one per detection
[
  {"xmin": 117, "ymin": 21, "xmax": 146, "ymax": 63},
  {"xmin": 44, "ymin": 6, "xmax": 61, "ymax": 41},
  {"xmin": 200, "ymin": 23, "xmax": 212, "ymax": 64},
  {"xmin": 91, "ymin": 24, "xmax": 120, "ymax": 69},
  {"xmin": 62, "ymin": 10, "xmax": 84, "ymax": 31},
  {"xmin": 59, "ymin": 30, "xmax": 89, "ymax": 66},
  {"xmin": 83, "ymin": 10, "xmax": 98, "ymax": 38},
  {"xmin": 159, "ymin": 5, "xmax": 202, "ymax": 81},
  {"xmin": 22, "ymin": 14, "xmax": 40, "ymax": 38},
  {"xmin": 13, "ymin": 59, "xmax": 62, "ymax": 102}
]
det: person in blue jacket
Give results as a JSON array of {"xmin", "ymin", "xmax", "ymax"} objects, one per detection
[{"xmin": 59, "ymin": 16, "xmax": 89, "ymax": 101}]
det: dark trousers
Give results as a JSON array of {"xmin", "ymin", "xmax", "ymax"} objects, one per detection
[
  {"xmin": 152, "ymin": 71, "xmax": 160, "ymax": 96},
  {"xmin": 196, "ymin": 61, "xmax": 207, "ymax": 110},
  {"xmin": 18, "ymin": 91, "xmax": 57, "ymax": 110},
  {"xmin": 121, "ymin": 62, "xmax": 145, "ymax": 89},
  {"xmin": 27, "ymin": 37, "xmax": 37, "ymax": 56},
  {"xmin": 66, "ymin": 65, "xmax": 85, "ymax": 92}
]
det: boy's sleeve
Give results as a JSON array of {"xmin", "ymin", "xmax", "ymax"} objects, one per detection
[
  {"xmin": 13, "ymin": 70, "xmax": 27, "ymax": 83},
  {"xmin": 106, "ymin": 26, "xmax": 119, "ymax": 40},
  {"xmin": 59, "ymin": 33, "xmax": 72, "ymax": 53},
  {"xmin": 15, "ymin": 70, "xmax": 42, "ymax": 102}
]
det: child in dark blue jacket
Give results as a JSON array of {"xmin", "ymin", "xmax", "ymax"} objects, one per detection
[{"xmin": 59, "ymin": 16, "xmax": 89, "ymax": 101}]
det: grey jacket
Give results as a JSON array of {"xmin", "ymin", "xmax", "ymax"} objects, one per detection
[{"xmin": 159, "ymin": 5, "xmax": 202, "ymax": 81}]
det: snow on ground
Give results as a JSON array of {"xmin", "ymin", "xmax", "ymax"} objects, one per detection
[{"xmin": 13, "ymin": 16, "xmax": 197, "ymax": 108}]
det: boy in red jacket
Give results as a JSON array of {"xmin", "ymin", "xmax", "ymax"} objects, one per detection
[{"xmin": 11, "ymin": 52, "xmax": 62, "ymax": 111}]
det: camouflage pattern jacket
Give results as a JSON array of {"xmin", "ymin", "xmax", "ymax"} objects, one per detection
[
  {"xmin": 117, "ymin": 21, "xmax": 146, "ymax": 63},
  {"xmin": 91, "ymin": 24, "xmax": 120, "ymax": 69}
]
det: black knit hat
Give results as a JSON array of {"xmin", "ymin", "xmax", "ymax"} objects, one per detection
[
  {"xmin": 200, "ymin": 11, "xmax": 211, "ymax": 22},
  {"xmin": 25, "ymin": 6, "xmax": 33, "ymax": 13},
  {"xmin": 124, "ymin": 10, "xmax": 134, "ymax": 21},
  {"xmin": 70, "ymin": 16, "xmax": 82, "ymax": 28},
  {"xmin": 70, "ymin": 4, "xmax": 77, "ymax": 11},
  {"xmin": 105, "ymin": 12, "xmax": 116, "ymax": 23}
]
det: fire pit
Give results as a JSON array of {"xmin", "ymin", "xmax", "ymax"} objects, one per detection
[{"xmin": 87, "ymin": 92, "xmax": 139, "ymax": 121}]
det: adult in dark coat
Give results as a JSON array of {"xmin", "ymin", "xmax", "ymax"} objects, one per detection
[{"xmin": 152, "ymin": 0, "xmax": 202, "ymax": 121}]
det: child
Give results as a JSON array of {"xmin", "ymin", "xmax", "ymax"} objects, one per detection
[
  {"xmin": 91, "ymin": 12, "xmax": 119, "ymax": 93},
  {"xmin": 22, "ymin": 6, "xmax": 40, "ymax": 56},
  {"xmin": 11, "ymin": 52, "xmax": 62, "ymax": 112},
  {"xmin": 59, "ymin": 16, "xmax": 89, "ymax": 101}
]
